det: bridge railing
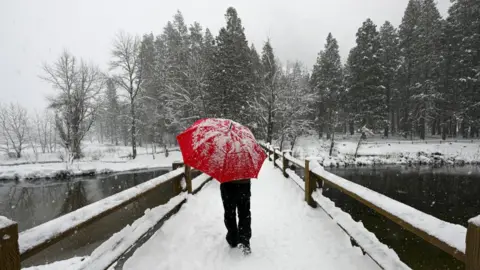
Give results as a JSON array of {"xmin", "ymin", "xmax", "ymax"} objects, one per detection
[
  {"xmin": 260, "ymin": 142, "xmax": 480, "ymax": 270},
  {"xmin": 0, "ymin": 162, "xmax": 212, "ymax": 270}
]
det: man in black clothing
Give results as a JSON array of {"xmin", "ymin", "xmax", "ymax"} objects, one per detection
[{"xmin": 220, "ymin": 179, "xmax": 252, "ymax": 255}]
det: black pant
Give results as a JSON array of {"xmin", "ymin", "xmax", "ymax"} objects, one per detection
[{"xmin": 220, "ymin": 180, "xmax": 251, "ymax": 247}]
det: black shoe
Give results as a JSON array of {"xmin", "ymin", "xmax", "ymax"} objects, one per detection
[
  {"xmin": 226, "ymin": 236, "xmax": 238, "ymax": 248},
  {"xmin": 238, "ymin": 243, "xmax": 251, "ymax": 255}
]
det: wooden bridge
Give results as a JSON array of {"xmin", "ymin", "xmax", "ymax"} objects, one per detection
[{"xmin": 0, "ymin": 144, "xmax": 479, "ymax": 269}]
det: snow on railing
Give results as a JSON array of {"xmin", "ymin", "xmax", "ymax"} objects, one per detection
[
  {"xmin": 18, "ymin": 167, "xmax": 185, "ymax": 261},
  {"xmin": 0, "ymin": 216, "xmax": 20, "ymax": 270},
  {"xmin": 260, "ymin": 142, "xmax": 480, "ymax": 269}
]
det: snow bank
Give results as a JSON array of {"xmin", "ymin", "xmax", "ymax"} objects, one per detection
[
  {"xmin": 289, "ymin": 136, "xmax": 480, "ymax": 167},
  {"xmin": 23, "ymin": 257, "xmax": 87, "ymax": 270},
  {"xmin": 470, "ymin": 215, "xmax": 480, "ymax": 227},
  {"xmin": 0, "ymin": 152, "xmax": 183, "ymax": 181},
  {"xmin": 310, "ymin": 166, "xmax": 467, "ymax": 254},
  {"xmin": 19, "ymin": 168, "xmax": 184, "ymax": 255},
  {"xmin": 76, "ymin": 194, "xmax": 187, "ymax": 270}
]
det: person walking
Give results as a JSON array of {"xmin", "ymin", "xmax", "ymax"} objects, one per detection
[
  {"xmin": 220, "ymin": 178, "xmax": 252, "ymax": 255},
  {"xmin": 176, "ymin": 118, "xmax": 266, "ymax": 256}
]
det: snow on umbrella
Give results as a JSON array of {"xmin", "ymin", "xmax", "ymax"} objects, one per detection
[{"xmin": 176, "ymin": 118, "xmax": 267, "ymax": 183}]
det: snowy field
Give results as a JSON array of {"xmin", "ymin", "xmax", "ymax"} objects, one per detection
[
  {"xmin": 288, "ymin": 136, "xmax": 480, "ymax": 167},
  {"xmin": 0, "ymin": 143, "xmax": 182, "ymax": 180}
]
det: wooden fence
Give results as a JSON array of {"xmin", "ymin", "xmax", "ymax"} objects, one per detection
[
  {"xmin": 261, "ymin": 143, "xmax": 480, "ymax": 270},
  {"xmin": 0, "ymin": 162, "xmax": 211, "ymax": 270}
]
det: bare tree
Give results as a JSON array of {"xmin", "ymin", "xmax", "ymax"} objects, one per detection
[
  {"xmin": 41, "ymin": 51, "xmax": 103, "ymax": 159},
  {"xmin": 31, "ymin": 110, "xmax": 56, "ymax": 153},
  {"xmin": 0, "ymin": 103, "xmax": 29, "ymax": 158},
  {"xmin": 110, "ymin": 31, "xmax": 142, "ymax": 159}
]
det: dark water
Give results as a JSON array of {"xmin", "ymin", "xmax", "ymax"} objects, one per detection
[
  {"xmin": 0, "ymin": 169, "xmax": 169, "ymax": 232},
  {"xmin": 320, "ymin": 166, "xmax": 480, "ymax": 270}
]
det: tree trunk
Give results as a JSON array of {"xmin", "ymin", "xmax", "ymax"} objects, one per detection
[
  {"xmin": 432, "ymin": 119, "xmax": 436, "ymax": 136},
  {"xmin": 267, "ymin": 109, "xmax": 273, "ymax": 144},
  {"xmin": 390, "ymin": 110, "xmax": 395, "ymax": 135},
  {"xmin": 130, "ymin": 97, "xmax": 137, "ymax": 159},
  {"xmin": 329, "ymin": 132, "xmax": 335, "ymax": 157},
  {"xmin": 461, "ymin": 120, "xmax": 467, "ymax": 138},
  {"xmin": 349, "ymin": 121, "xmax": 354, "ymax": 135},
  {"xmin": 420, "ymin": 117, "xmax": 425, "ymax": 140},
  {"xmin": 384, "ymin": 126, "xmax": 389, "ymax": 138}
]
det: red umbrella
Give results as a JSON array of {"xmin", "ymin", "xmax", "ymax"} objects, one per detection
[{"xmin": 176, "ymin": 118, "xmax": 267, "ymax": 183}]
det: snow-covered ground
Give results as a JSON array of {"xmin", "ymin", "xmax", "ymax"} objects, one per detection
[
  {"xmin": 0, "ymin": 143, "xmax": 176, "ymax": 165},
  {"xmin": 288, "ymin": 136, "xmax": 480, "ymax": 167},
  {"xmin": 0, "ymin": 144, "xmax": 182, "ymax": 180}
]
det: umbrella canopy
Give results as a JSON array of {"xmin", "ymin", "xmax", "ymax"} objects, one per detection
[{"xmin": 176, "ymin": 118, "xmax": 267, "ymax": 183}]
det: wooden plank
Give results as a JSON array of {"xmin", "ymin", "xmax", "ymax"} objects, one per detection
[
  {"xmin": 0, "ymin": 217, "xmax": 20, "ymax": 270},
  {"xmin": 185, "ymin": 165, "xmax": 192, "ymax": 194},
  {"xmin": 312, "ymin": 171, "xmax": 466, "ymax": 263},
  {"xmin": 282, "ymin": 151, "xmax": 289, "ymax": 178},
  {"xmin": 273, "ymin": 148, "xmax": 278, "ymax": 167},
  {"xmin": 466, "ymin": 218, "xmax": 480, "ymax": 270}
]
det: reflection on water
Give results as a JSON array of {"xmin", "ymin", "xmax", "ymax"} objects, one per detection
[
  {"xmin": 0, "ymin": 169, "xmax": 168, "ymax": 232},
  {"xmin": 322, "ymin": 165, "xmax": 480, "ymax": 270}
]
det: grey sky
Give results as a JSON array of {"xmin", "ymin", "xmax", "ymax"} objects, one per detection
[{"xmin": 0, "ymin": 0, "xmax": 451, "ymax": 110}]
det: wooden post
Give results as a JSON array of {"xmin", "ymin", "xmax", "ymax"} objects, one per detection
[
  {"xmin": 466, "ymin": 217, "xmax": 480, "ymax": 270},
  {"xmin": 304, "ymin": 160, "xmax": 316, "ymax": 207},
  {"xmin": 185, "ymin": 165, "xmax": 192, "ymax": 194},
  {"xmin": 273, "ymin": 147, "xmax": 279, "ymax": 167},
  {"xmin": 172, "ymin": 161, "xmax": 184, "ymax": 194},
  {"xmin": 282, "ymin": 151, "xmax": 289, "ymax": 177},
  {"xmin": 0, "ymin": 217, "xmax": 20, "ymax": 270}
]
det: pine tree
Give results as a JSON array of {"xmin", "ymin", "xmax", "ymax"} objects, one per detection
[
  {"xmin": 345, "ymin": 19, "xmax": 385, "ymax": 131},
  {"xmin": 379, "ymin": 21, "xmax": 400, "ymax": 137},
  {"xmin": 412, "ymin": 0, "xmax": 443, "ymax": 140},
  {"xmin": 249, "ymin": 44, "xmax": 264, "ymax": 138},
  {"xmin": 310, "ymin": 33, "xmax": 343, "ymax": 139},
  {"xmin": 277, "ymin": 61, "xmax": 315, "ymax": 149},
  {"xmin": 206, "ymin": 7, "xmax": 255, "ymax": 126},
  {"xmin": 398, "ymin": 0, "xmax": 422, "ymax": 138},
  {"xmin": 138, "ymin": 33, "xmax": 156, "ymax": 146},
  {"xmin": 343, "ymin": 49, "xmax": 356, "ymax": 135},
  {"xmin": 445, "ymin": 0, "xmax": 480, "ymax": 138},
  {"xmin": 261, "ymin": 40, "xmax": 278, "ymax": 143},
  {"xmin": 161, "ymin": 12, "xmax": 195, "ymax": 134},
  {"xmin": 202, "ymin": 28, "xmax": 217, "ymax": 118},
  {"xmin": 188, "ymin": 21, "xmax": 208, "ymax": 118}
]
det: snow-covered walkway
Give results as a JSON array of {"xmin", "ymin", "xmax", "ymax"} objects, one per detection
[{"xmin": 122, "ymin": 161, "xmax": 380, "ymax": 270}]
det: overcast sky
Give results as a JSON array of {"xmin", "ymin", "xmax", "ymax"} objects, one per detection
[{"xmin": 0, "ymin": 0, "xmax": 451, "ymax": 110}]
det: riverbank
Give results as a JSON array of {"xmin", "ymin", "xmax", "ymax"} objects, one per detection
[
  {"xmin": 0, "ymin": 152, "xmax": 183, "ymax": 181},
  {"xmin": 290, "ymin": 136, "xmax": 480, "ymax": 167}
]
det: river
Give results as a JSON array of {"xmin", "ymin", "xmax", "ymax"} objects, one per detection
[
  {"xmin": 324, "ymin": 165, "xmax": 480, "ymax": 270},
  {"xmin": 0, "ymin": 169, "xmax": 170, "ymax": 232}
]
